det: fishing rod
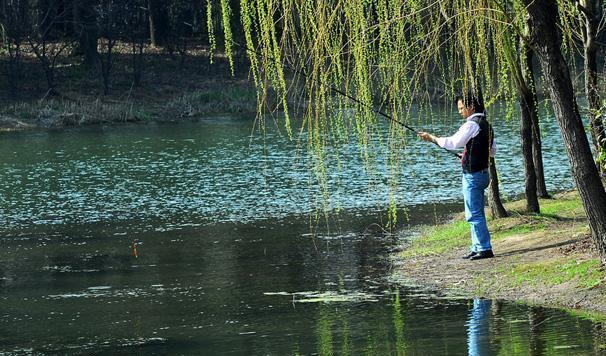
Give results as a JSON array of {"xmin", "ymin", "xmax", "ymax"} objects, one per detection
[{"xmin": 232, "ymin": 42, "xmax": 461, "ymax": 159}]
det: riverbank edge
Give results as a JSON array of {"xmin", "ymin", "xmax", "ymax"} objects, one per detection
[
  {"xmin": 392, "ymin": 190, "xmax": 606, "ymax": 321},
  {"xmin": 0, "ymin": 81, "xmax": 263, "ymax": 132}
]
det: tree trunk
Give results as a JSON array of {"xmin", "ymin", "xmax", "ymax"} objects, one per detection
[
  {"xmin": 488, "ymin": 157, "xmax": 508, "ymax": 218},
  {"xmin": 531, "ymin": 109, "xmax": 549, "ymax": 197},
  {"xmin": 42, "ymin": 61, "xmax": 57, "ymax": 95},
  {"xmin": 192, "ymin": 0, "xmax": 202, "ymax": 32},
  {"xmin": 132, "ymin": 40, "xmax": 144, "ymax": 87},
  {"xmin": 580, "ymin": 0, "xmax": 606, "ymax": 175},
  {"xmin": 519, "ymin": 84, "xmax": 540, "ymax": 213},
  {"xmin": 148, "ymin": 0, "xmax": 167, "ymax": 47},
  {"xmin": 525, "ymin": 0, "xmax": 606, "ymax": 262},
  {"xmin": 72, "ymin": 0, "xmax": 99, "ymax": 66},
  {"xmin": 148, "ymin": 0, "xmax": 157, "ymax": 46},
  {"xmin": 509, "ymin": 36, "xmax": 540, "ymax": 212},
  {"xmin": 523, "ymin": 45, "xmax": 549, "ymax": 198},
  {"xmin": 101, "ymin": 40, "xmax": 113, "ymax": 95}
]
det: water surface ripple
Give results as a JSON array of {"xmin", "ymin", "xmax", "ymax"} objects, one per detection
[
  {"xmin": 1, "ymin": 114, "xmax": 601, "ymax": 355},
  {"xmin": 0, "ymin": 115, "xmax": 573, "ymax": 231}
]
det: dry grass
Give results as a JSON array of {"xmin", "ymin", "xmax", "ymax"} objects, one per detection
[{"xmin": 0, "ymin": 39, "xmax": 259, "ymax": 129}]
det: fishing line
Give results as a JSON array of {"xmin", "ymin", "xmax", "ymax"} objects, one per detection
[{"xmin": 232, "ymin": 41, "xmax": 461, "ymax": 159}]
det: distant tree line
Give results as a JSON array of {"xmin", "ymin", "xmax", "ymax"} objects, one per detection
[{"xmin": 0, "ymin": 0, "xmax": 244, "ymax": 96}]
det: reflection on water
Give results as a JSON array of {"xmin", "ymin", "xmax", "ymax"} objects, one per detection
[
  {"xmin": 0, "ymin": 116, "xmax": 602, "ymax": 354},
  {"xmin": 467, "ymin": 299, "xmax": 491, "ymax": 355},
  {"xmin": 2, "ymin": 211, "xmax": 603, "ymax": 354},
  {"xmin": 463, "ymin": 298, "xmax": 599, "ymax": 356},
  {"xmin": 0, "ymin": 113, "xmax": 575, "ymax": 232}
]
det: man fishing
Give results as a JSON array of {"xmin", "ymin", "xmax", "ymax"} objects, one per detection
[{"xmin": 417, "ymin": 91, "xmax": 496, "ymax": 260}]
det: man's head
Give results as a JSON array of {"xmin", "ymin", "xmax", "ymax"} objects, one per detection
[{"xmin": 456, "ymin": 90, "xmax": 485, "ymax": 119}]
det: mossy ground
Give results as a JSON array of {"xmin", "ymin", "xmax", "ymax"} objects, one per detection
[{"xmin": 395, "ymin": 191, "xmax": 606, "ymax": 317}]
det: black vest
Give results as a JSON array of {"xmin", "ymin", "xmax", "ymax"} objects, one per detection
[{"xmin": 462, "ymin": 113, "xmax": 493, "ymax": 173}]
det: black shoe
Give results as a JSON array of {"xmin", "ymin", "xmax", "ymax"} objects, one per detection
[
  {"xmin": 462, "ymin": 251, "xmax": 478, "ymax": 259},
  {"xmin": 469, "ymin": 250, "xmax": 494, "ymax": 260}
]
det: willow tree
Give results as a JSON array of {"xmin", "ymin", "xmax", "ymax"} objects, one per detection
[
  {"xmin": 559, "ymin": 0, "xmax": 606, "ymax": 174},
  {"xmin": 524, "ymin": 0, "xmax": 606, "ymax": 260},
  {"xmin": 210, "ymin": 0, "xmax": 606, "ymax": 260},
  {"xmin": 498, "ymin": 22, "xmax": 540, "ymax": 213}
]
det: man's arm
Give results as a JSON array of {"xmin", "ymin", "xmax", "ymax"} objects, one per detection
[{"xmin": 418, "ymin": 121, "xmax": 479, "ymax": 149}]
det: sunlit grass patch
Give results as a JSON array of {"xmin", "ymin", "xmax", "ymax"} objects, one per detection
[
  {"xmin": 508, "ymin": 258, "xmax": 604, "ymax": 290},
  {"xmin": 400, "ymin": 219, "xmax": 469, "ymax": 257},
  {"xmin": 401, "ymin": 192, "xmax": 586, "ymax": 258},
  {"xmin": 538, "ymin": 197, "xmax": 584, "ymax": 218},
  {"xmin": 492, "ymin": 223, "xmax": 544, "ymax": 240}
]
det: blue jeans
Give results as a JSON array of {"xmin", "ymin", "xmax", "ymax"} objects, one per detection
[{"xmin": 462, "ymin": 170, "xmax": 492, "ymax": 252}]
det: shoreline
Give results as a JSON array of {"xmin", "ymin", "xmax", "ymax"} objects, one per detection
[
  {"xmin": 392, "ymin": 190, "xmax": 606, "ymax": 320},
  {"xmin": 0, "ymin": 81, "xmax": 260, "ymax": 132}
]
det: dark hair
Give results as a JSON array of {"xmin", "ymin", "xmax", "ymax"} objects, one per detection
[{"xmin": 455, "ymin": 88, "xmax": 485, "ymax": 114}]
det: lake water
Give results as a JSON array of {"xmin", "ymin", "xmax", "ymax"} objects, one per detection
[{"xmin": 1, "ymin": 114, "xmax": 603, "ymax": 355}]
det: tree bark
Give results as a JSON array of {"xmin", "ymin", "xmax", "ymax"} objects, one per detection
[
  {"xmin": 530, "ymin": 109, "xmax": 549, "ymax": 197},
  {"xmin": 525, "ymin": 0, "xmax": 606, "ymax": 262},
  {"xmin": 579, "ymin": 0, "xmax": 606, "ymax": 175},
  {"xmin": 508, "ymin": 34, "xmax": 540, "ymax": 212},
  {"xmin": 519, "ymin": 82, "xmax": 540, "ymax": 213},
  {"xmin": 192, "ymin": 0, "xmax": 202, "ymax": 32},
  {"xmin": 148, "ymin": 0, "xmax": 158, "ymax": 46},
  {"xmin": 488, "ymin": 157, "xmax": 508, "ymax": 218},
  {"xmin": 523, "ymin": 46, "xmax": 549, "ymax": 198},
  {"xmin": 72, "ymin": 0, "xmax": 99, "ymax": 66},
  {"xmin": 148, "ymin": 0, "xmax": 167, "ymax": 47}
]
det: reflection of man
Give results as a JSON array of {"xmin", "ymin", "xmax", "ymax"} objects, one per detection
[
  {"xmin": 466, "ymin": 298, "xmax": 492, "ymax": 356},
  {"xmin": 418, "ymin": 91, "xmax": 496, "ymax": 260}
]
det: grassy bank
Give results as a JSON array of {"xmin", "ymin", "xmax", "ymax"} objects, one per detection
[
  {"xmin": 395, "ymin": 191, "xmax": 606, "ymax": 316},
  {"xmin": 0, "ymin": 85, "xmax": 259, "ymax": 131},
  {"xmin": 0, "ymin": 42, "xmax": 265, "ymax": 131}
]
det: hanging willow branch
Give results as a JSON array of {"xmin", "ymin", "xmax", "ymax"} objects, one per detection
[{"xmin": 210, "ymin": 0, "xmax": 528, "ymax": 225}]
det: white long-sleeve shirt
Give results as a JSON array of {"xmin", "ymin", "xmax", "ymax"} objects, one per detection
[{"xmin": 435, "ymin": 113, "xmax": 497, "ymax": 157}]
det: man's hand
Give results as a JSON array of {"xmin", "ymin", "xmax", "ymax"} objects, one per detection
[{"xmin": 417, "ymin": 131, "xmax": 437, "ymax": 144}]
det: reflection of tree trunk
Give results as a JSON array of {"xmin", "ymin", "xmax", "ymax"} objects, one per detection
[
  {"xmin": 523, "ymin": 46, "xmax": 549, "ymax": 198},
  {"xmin": 592, "ymin": 322, "xmax": 606, "ymax": 354},
  {"xmin": 525, "ymin": 0, "xmax": 606, "ymax": 262},
  {"xmin": 490, "ymin": 299, "xmax": 503, "ymax": 353},
  {"xmin": 528, "ymin": 307, "xmax": 546, "ymax": 355},
  {"xmin": 392, "ymin": 291, "xmax": 405, "ymax": 356},
  {"xmin": 488, "ymin": 157, "xmax": 508, "ymax": 218}
]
